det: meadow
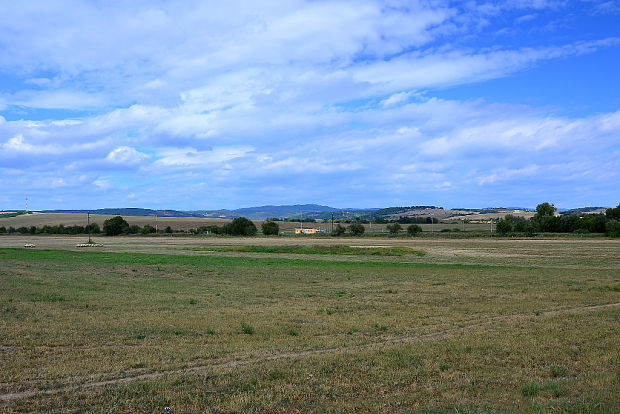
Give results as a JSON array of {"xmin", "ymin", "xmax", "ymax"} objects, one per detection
[{"xmin": 0, "ymin": 235, "xmax": 618, "ymax": 412}]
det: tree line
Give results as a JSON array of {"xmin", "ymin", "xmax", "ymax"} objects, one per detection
[{"xmin": 496, "ymin": 203, "xmax": 620, "ymax": 237}]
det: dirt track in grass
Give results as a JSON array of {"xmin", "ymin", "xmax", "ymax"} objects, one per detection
[{"xmin": 2, "ymin": 301, "xmax": 618, "ymax": 404}]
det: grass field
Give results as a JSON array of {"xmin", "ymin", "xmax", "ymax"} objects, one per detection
[{"xmin": 0, "ymin": 236, "xmax": 619, "ymax": 412}]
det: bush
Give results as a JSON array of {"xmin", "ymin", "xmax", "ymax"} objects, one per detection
[
  {"xmin": 407, "ymin": 224, "xmax": 422, "ymax": 236},
  {"xmin": 496, "ymin": 219, "xmax": 512, "ymax": 234},
  {"xmin": 262, "ymin": 221, "xmax": 279, "ymax": 236},
  {"xmin": 222, "ymin": 217, "xmax": 257, "ymax": 236},
  {"xmin": 386, "ymin": 223, "xmax": 402, "ymax": 234},
  {"xmin": 606, "ymin": 219, "xmax": 620, "ymax": 238},
  {"xmin": 332, "ymin": 224, "xmax": 346, "ymax": 236},
  {"xmin": 87, "ymin": 223, "xmax": 101, "ymax": 234},
  {"xmin": 348, "ymin": 222, "xmax": 365, "ymax": 235},
  {"xmin": 103, "ymin": 216, "xmax": 129, "ymax": 236},
  {"xmin": 165, "ymin": 226, "xmax": 173, "ymax": 233}
]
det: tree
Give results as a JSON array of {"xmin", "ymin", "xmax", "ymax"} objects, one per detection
[
  {"xmin": 386, "ymin": 223, "xmax": 402, "ymax": 234},
  {"xmin": 222, "ymin": 217, "xmax": 257, "ymax": 236},
  {"xmin": 533, "ymin": 202, "xmax": 558, "ymax": 233},
  {"xmin": 348, "ymin": 222, "xmax": 365, "ymax": 235},
  {"xmin": 406, "ymin": 224, "xmax": 422, "ymax": 236},
  {"xmin": 606, "ymin": 220, "xmax": 620, "ymax": 237},
  {"xmin": 496, "ymin": 219, "xmax": 512, "ymax": 235},
  {"xmin": 262, "ymin": 221, "xmax": 279, "ymax": 236},
  {"xmin": 535, "ymin": 202, "xmax": 556, "ymax": 219},
  {"xmin": 332, "ymin": 224, "xmax": 346, "ymax": 236},
  {"xmin": 103, "ymin": 216, "xmax": 129, "ymax": 236},
  {"xmin": 164, "ymin": 226, "xmax": 173, "ymax": 233},
  {"xmin": 87, "ymin": 223, "xmax": 101, "ymax": 234},
  {"xmin": 605, "ymin": 204, "xmax": 620, "ymax": 220},
  {"xmin": 129, "ymin": 224, "xmax": 141, "ymax": 234}
]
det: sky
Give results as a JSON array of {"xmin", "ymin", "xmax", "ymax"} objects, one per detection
[{"xmin": 0, "ymin": 0, "xmax": 619, "ymax": 211}]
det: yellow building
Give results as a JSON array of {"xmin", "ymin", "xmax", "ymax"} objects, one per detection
[{"xmin": 295, "ymin": 228, "xmax": 327, "ymax": 234}]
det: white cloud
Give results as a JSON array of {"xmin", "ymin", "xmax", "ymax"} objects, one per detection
[
  {"xmin": 93, "ymin": 179, "xmax": 111, "ymax": 190},
  {"xmin": 153, "ymin": 146, "xmax": 254, "ymax": 168},
  {"xmin": 477, "ymin": 165, "xmax": 540, "ymax": 185},
  {"xmin": 381, "ymin": 92, "xmax": 413, "ymax": 107},
  {"xmin": 105, "ymin": 146, "xmax": 149, "ymax": 165},
  {"xmin": 0, "ymin": 1, "xmax": 618, "ymax": 209}
]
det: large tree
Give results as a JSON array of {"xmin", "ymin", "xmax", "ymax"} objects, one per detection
[
  {"xmin": 103, "ymin": 216, "xmax": 129, "ymax": 236},
  {"xmin": 222, "ymin": 217, "xmax": 257, "ymax": 236},
  {"xmin": 535, "ymin": 202, "xmax": 556, "ymax": 219},
  {"xmin": 262, "ymin": 221, "xmax": 279, "ymax": 236}
]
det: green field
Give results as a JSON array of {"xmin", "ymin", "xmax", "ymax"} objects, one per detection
[{"xmin": 1, "ymin": 237, "xmax": 619, "ymax": 412}]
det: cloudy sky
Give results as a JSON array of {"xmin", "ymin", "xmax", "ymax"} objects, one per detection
[{"xmin": 1, "ymin": 1, "xmax": 619, "ymax": 210}]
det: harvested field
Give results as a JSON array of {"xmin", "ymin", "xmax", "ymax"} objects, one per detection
[
  {"xmin": 0, "ymin": 212, "xmax": 500, "ymax": 234},
  {"xmin": 0, "ymin": 236, "xmax": 618, "ymax": 412}
]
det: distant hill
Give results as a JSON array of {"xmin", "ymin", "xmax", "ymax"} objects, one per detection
[
  {"xmin": 560, "ymin": 207, "xmax": 608, "ymax": 215},
  {"xmin": 42, "ymin": 204, "xmax": 344, "ymax": 220},
  {"xmin": 42, "ymin": 208, "xmax": 198, "ymax": 217},
  {"xmin": 37, "ymin": 204, "xmax": 610, "ymax": 221}
]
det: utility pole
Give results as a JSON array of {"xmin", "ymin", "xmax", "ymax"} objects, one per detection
[
  {"xmin": 331, "ymin": 213, "xmax": 334, "ymax": 233},
  {"xmin": 87, "ymin": 213, "xmax": 91, "ymax": 243},
  {"xmin": 155, "ymin": 214, "xmax": 158, "ymax": 233}
]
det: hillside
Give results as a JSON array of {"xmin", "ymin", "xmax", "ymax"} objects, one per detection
[{"xmin": 30, "ymin": 204, "xmax": 611, "ymax": 221}]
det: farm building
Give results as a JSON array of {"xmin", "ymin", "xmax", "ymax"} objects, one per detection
[{"xmin": 294, "ymin": 228, "xmax": 328, "ymax": 234}]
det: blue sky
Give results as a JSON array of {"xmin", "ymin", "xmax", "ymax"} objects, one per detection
[{"xmin": 0, "ymin": 0, "xmax": 619, "ymax": 210}]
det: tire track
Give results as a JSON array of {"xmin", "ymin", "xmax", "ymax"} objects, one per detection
[{"xmin": 2, "ymin": 301, "xmax": 619, "ymax": 403}]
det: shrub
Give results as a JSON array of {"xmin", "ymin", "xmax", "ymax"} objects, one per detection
[
  {"xmin": 332, "ymin": 224, "xmax": 346, "ymax": 236},
  {"xmin": 407, "ymin": 224, "xmax": 422, "ymax": 236},
  {"xmin": 87, "ymin": 223, "xmax": 101, "ymax": 234},
  {"xmin": 262, "ymin": 220, "xmax": 279, "ymax": 236},
  {"xmin": 386, "ymin": 223, "xmax": 402, "ymax": 234},
  {"xmin": 348, "ymin": 222, "xmax": 365, "ymax": 235}
]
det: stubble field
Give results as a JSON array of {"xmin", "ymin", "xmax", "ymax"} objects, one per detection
[{"xmin": 0, "ymin": 235, "xmax": 618, "ymax": 412}]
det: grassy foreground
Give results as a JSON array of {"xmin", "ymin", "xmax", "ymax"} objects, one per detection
[{"xmin": 0, "ymin": 242, "xmax": 619, "ymax": 412}]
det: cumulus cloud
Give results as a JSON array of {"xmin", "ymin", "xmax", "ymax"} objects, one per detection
[{"xmin": 105, "ymin": 146, "xmax": 149, "ymax": 165}]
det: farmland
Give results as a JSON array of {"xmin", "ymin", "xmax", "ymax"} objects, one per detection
[
  {"xmin": 1, "ymin": 235, "xmax": 619, "ymax": 412},
  {"xmin": 0, "ymin": 212, "xmax": 497, "ymax": 235}
]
